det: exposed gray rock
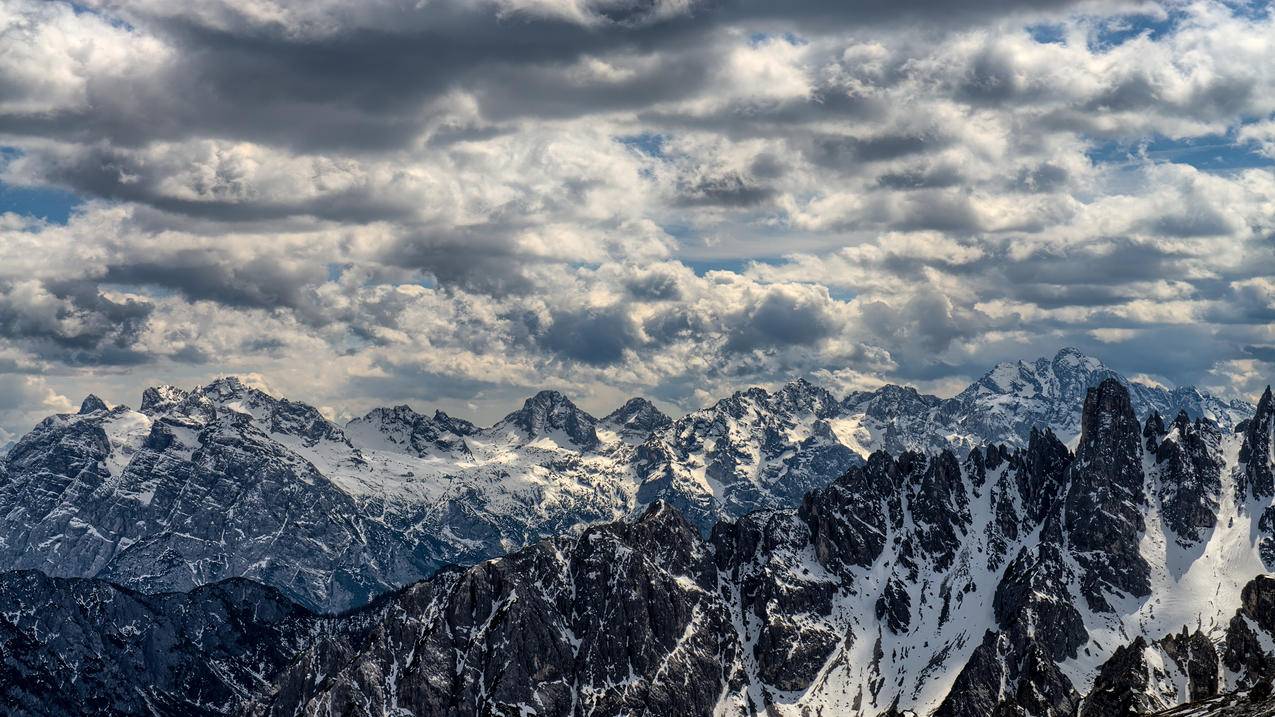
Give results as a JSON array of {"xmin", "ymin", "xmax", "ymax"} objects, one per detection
[{"xmin": 600, "ymin": 397, "xmax": 672, "ymax": 442}]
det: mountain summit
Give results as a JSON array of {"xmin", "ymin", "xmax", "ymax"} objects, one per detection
[
  {"xmin": 4, "ymin": 378, "xmax": 1275, "ymax": 716},
  {"xmin": 0, "ymin": 349, "xmax": 1256, "ymax": 612}
]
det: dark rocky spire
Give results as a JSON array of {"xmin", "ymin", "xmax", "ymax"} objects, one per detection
[{"xmin": 77, "ymin": 394, "xmax": 108, "ymax": 415}]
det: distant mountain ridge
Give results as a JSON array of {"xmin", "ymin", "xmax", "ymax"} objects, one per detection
[
  {"xmin": 0, "ymin": 348, "xmax": 1255, "ymax": 611},
  {"xmin": 3, "ymin": 378, "xmax": 1275, "ymax": 716}
]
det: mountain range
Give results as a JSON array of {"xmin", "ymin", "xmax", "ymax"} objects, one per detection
[
  {"xmin": 1, "ymin": 376, "xmax": 1274, "ymax": 715},
  {"xmin": 0, "ymin": 348, "xmax": 1254, "ymax": 612}
]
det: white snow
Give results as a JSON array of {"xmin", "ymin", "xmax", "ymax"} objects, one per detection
[{"xmin": 101, "ymin": 410, "xmax": 152, "ymax": 477}]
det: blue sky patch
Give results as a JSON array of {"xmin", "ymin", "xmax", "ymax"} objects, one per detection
[
  {"xmin": 1086, "ymin": 133, "xmax": 1275, "ymax": 172},
  {"xmin": 1027, "ymin": 23, "xmax": 1067, "ymax": 45},
  {"xmin": 681, "ymin": 257, "xmax": 755, "ymax": 276},
  {"xmin": 1089, "ymin": 10, "xmax": 1182, "ymax": 51},
  {"xmin": 0, "ymin": 147, "xmax": 82, "ymax": 223},
  {"xmin": 0, "ymin": 182, "xmax": 82, "ymax": 224},
  {"xmin": 617, "ymin": 133, "xmax": 666, "ymax": 159}
]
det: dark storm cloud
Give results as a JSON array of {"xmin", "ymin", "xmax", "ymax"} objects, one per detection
[
  {"xmin": 1, "ymin": 7, "xmax": 650, "ymax": 151},
  {"xmin": 0, "ymin": 280, "xmax": 152, "ymax": 366},
  {"xmin": 676, "ymin": 173, "xmax": 776, "ymax": 207},
  {"xmin": 1092, "ymin": 324, "xmax": 1243, "ymax": 385},
  {"xmin": 1145, "ymin": 206, "xmax": 1237, "ymax": 238},
  {"xmin": 1244, "ymin": 345, "xmax": 1275, "ymax": 364},
  {"xmin": 999, "ymin": 238, "xmax": 1188, "ymax": 289},
  {"xmin": 1203, "ymin": 281, "xmax": 1275, "ymax": 325},
  {"xmin": 811, "ymin": 132, "xmax": 952, "ymax": 171},
  {"xmin": 642, "ymin": 307, "xmax": 705, "ymax": 345},
  {"xmin": 859, "ymin": 291, "xmax": 995, "ymax": 357},
  {"xmin": 381, "ymin": 225, "xmax": 542, "ymax": 296},
  {"xmin": 1081, "ymin": 71, "xmax": 1254, "ymax": 121},
  {"xmin": 1012, "ymin": 163, "xmax": 1069, "ymax": 193},
  {"xmin": 103, "ymin": 252, "xmax": 327, "ymax": 314},
  {"xmin": 20, "ymin": 145, "xmax": 419, "ymax": 224},
  {"xmin": 467, "ymin": 46, "xmax": 719, "ymax": 123},
  {"xmin": 877, "ymin": 164, "xmax": 966, "ymax": 190},
  {"xmin": 954, "ymin": 45, "xmax": 1047, "ymax": 106},
  {"xmin": 349, "ymin": 359, "xmax": 508, "ymax": 403},
  {"xmin": 625, "ymin": 270, "xmax": 683, "ymax": 301},
  {"xmin": 540, "ymin": 305, "xmax": 642, "ymax": 365},
  {"xmin": 893, "ymin": 191, "xmax": 984, "ymax": 233},
  {"xmin": 724, "ymin": 288, "xmax": 839, "ymax": 353},
  {"xmin": 3, "ymin": 0, "xmax": 1094, "ymax": 158},
  {"xmin": 4, "ymin": 0, "xmax": 1274, "ymax": 428}
]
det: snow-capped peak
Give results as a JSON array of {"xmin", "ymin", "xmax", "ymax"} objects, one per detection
[
  {"xmin": 601, "ymin": 398, "xmax": 671, "ymax": 442},
  {"xmin": 491, "ymin": 389, "xmax": 600, "ymax": 449},
  {"xmin": 140, "ymin": 385, "xmax": 188, "ymax": 415},
  {"xmin": 344, "ymin": 404, "xmax": 472, "ymax": 456}
]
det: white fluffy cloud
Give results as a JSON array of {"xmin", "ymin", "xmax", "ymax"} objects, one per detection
[{"xmin": 0, "ymin": 0, "xmax": 1273, "ymax": 434}]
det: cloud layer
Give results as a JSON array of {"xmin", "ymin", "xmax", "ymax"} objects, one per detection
[{"xmin": 1, "ymin": 0, "xmax": 1273, "ymax": 436}]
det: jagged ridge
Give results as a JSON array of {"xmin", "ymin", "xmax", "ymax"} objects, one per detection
[
  {"xmin": 0, "ymin": 349, "xmax": 1256, "ymax": 613},
  {"xmin": 2, "ymin": 378, "xmax": 1275, "ymax": 715}
]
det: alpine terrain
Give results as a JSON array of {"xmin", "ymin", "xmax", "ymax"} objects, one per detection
[
  {"xmin": 1, "ymin": 377, "xmax": 1274, "ymax": 715},
  {"xmin": 0, "ymin": 349, "xmax": 1253, "ymax": 612}
]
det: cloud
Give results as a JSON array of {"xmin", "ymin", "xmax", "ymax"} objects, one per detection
[
  {"xmin": 0, "ymin": 374, "xmax": 74, "ymax": 445},
  {"xmin": 1, "ymin": 0, "xmax": 1274, "ymax": 438},
  {"xmin": 723, "ymin": 284, "xmax": 842, "ymax": 353},
  {"xmin": 540, "ymin": 304, "xmax": 642, "ymax": 365},
  {"xmin": 0, "ymin": 279, "xmax": 153, "ymax": 365}
]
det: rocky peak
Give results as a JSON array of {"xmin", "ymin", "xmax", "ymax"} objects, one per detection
[
  {"xmin": 1017, "ymin": 426, "xmax": 1072, "ymax": 523},
  {"xmin": 1172, "ymin": 408, "xmax": 1194, "ymax": 434},
  {"xmin": 432, "ymin": 409, "xmax": 478, "ymax": 436},
  {"xmin": 351, "ymin": 404, "xmax": 431, "ymax": 436},
  {"xmin": 1067, "ymin": 378, "xmax": 1151, "ymax": 610},
  {"xmin": 77, "ymin": 394, "xmax": 108, "ymax": 415},
  {"xmin": 1223, "ymin": 575, "xmax": 1275, "ymax": 688},
  {"xmin": 197, "ymin": 375, "xmax": 255, "ymax": 399},
  {"xmin": 1044, "ymin": 348, "xmax": 1122, "ymax": 403},
  {"xmin": 367, "ymin": 403, "xmax": 424, "ymax": 424},
  {"xmin": 1240, "ymin": 575, "xmax": 1275, "ymax": 636},
  {"xmin": 1239, "ymin": 386, "xmax": 1274, "ymax": 500},
  {"xmin": 140, "ymin": 385, "xmax": 189, "ymax": 414},
  {"xmin": 498, "ymin": 389, "xmax": 599, "ymax": 448},
  {"xmin": 844, "ymin": 383, "xmax": 942, "ymax": 418},
  {"xmin": 1143, "ymin": 411, "xmax": 1167, "ymax": 450},
  {"xmin": 1079, "ymin": 378, "xmax": 1140, "ymax": 450},
  {"xmin": 601, "ymin": 397, "xmax": 671, "ymax": 438},
  {"xmin": 1153, "ymin": 410, "xmax": 1224, "ymax": 544},
  {"xmin": 774, "ymin": 377, "xmax": 840, "ymax": 415},
  {"xmin": 624, "ymin": 500, "xmax": 706, "ymax": 568},
  {"xmin": 1051, "ymin": 345, "xmax": 1105, "ymax": 373},
  {"xmin": 345, "ymin": 404, "xmax": 471, "ymax": 456},
  {"xmin": 1079, "ymin": 631, "xmax": 1220, "ymax": 717}
]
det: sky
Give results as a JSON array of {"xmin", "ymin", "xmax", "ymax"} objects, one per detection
[{"xmin": 1, "ymin": 0, "xmax": 1274, "ymax": 440}]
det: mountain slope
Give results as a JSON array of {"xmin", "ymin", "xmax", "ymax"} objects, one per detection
[
  {"xmin": 0, "ymin": 570, "xmax": 312, "ymax": 716},
  {"xmin": 0, "ymin": 380, "xmax": 446, "ymax": 612},
  {"xmin": 936, "ymin": 347, "xmax": 1253, "ymax": 449},
  {"xmin": 4, "ymin": 379, "xmax": 1275, "ymax": 715},
  {"xmin": 0, "ymin": 349, "xmax": 1255, "ymax": 611}
]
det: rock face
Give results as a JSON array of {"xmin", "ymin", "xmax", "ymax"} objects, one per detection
[
  {"xmin": 262, "ymin": 502, "xmax": 741, "ymax": 717},
  {"xmin": 1150, "ymin": 411, "xmax": 1225, "ymax": 544},
  {"xmin": 259, "ymin": 378, "xmax": 1269, "ymax": 717},
  {"xmin": 0, "ymin": 378, "xmax": 447, "ymax": 612},
  {"xmin": 634, "ymin": 378, "xmax": 864, "ymax": 529},
  {"xmin": 0, "ymin": 349, "xmax": 1258, "ymax": 614},
  {"xmin": 3, "ymin": 375, "xmax": 1275, "ymax": 717},
  {"xmin": 0, "ymin": 570, "xmax": 312, "ymax": 716},
  {"xmin": 1079, "ymin": 630, "xmax": 1219, "ymax": 717},
  {"xmin": 600, "ymin": 397, "xmax": 672, "ymax": 442},
  {"xmin": 1067, "ymin": 378, "xmax": 1151, "ymax": 611},
  {"xmin": 936, "ymin": 347, "xmax": 1252, "ymax": 449}
]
